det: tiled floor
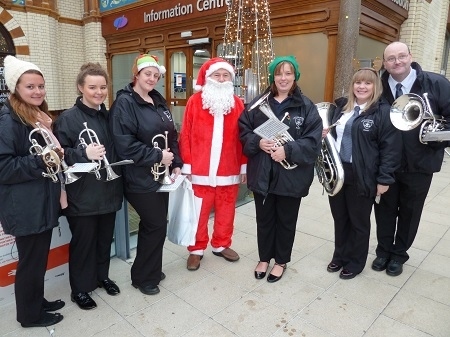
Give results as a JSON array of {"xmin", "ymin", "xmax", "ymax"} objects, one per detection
[{"xmin": 3, "ymin": 157, "xmax": 450, "ymax": 336}]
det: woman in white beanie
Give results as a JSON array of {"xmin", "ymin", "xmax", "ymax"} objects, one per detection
[{"xmin": 0, "ymin": 56, "xmax": 64, "ymax": 328}]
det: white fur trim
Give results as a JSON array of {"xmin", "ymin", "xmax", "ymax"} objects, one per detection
[
  {"xmin": 189, "ymin": 250, "xmax": 204, "ymax": 256},
  {"xmin": 194, "ymin": 84, "xmax": 202, "ymax": 91},
  {"xmin": 240, "ymin": 164, "xmax": 247, "ymax": 174},
  {"xmin": 181, "ymin": 164, "xmax": 192, "ymax": 175},
  {"xmin": 191, "ymin": 175, "xmax": 241, "ymax": 186},
  {"xmin": 137, "ymin": 62, "xmax": 166, "ymax": 74},
  {"xmin": 205, "ymin": 62, "xmax": 235, "ymax": 80},
  {"xmin": 208, "ymin": 114, "xmax": 224, "ymax": 187},
  {"xmin": 211, "ymin": 247, "xmax": 225, "ymax": 253}
]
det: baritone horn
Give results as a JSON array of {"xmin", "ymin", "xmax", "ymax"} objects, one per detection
[
  {"xmin": 315, "ymin": 102, "xmax": 344, "ymax": 196},
  {"xmin": 390, "ymin": 93, "xmax": 449, "ymax": 143},
  {"xmin": 249, "ymin": 92, "xmax": 298, "ymax": 170},
  {"xmin": 151, "ymin": 131, "xmax": 175, "ymax": 185},
  {"xmin": 78, "ymin": 122, "xmax": 121, "ymax": 181},
  {"xmin": 29, "ymin": 122, "xmax": 80, "ymax": 184}
]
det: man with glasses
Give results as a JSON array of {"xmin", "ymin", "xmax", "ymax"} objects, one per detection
[{"xmin": 372, "ymin": 41, "xmax": 450, "ymax": 276}]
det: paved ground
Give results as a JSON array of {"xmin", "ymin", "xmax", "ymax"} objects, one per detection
[{"xmin": 2, "ymin": 157, "xmax": 450, "ymax": 337}]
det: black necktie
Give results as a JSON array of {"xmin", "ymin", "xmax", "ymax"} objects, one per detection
[
  {"xmin": 339, "ymin": 106, "xmax": 360, "ymax": 163},
  {"xmin": 395, "ymin": 83, "xmax": 403, "ymax": 99}
]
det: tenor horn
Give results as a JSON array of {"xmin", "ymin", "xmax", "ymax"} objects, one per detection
[
  {"xmin": 390, "ymin": 93, "xmax": 449, "ymax": 143},
  {"xmin": 249, "ymin": 92, "xmax": 298, "ymax": 170},
  {"xmin": 151, "ymin": 131, "xmax": 175, "ymax": 185},
  {"xmin": 78, "ymin": 122, "xmax": 120, "ymax": 181},
  {"xmin": 315, "ymin": 102, "xmax": 344, "ymax": 196},
  {"xmin": 29, "ymin": 122, "xmax": 80, "ymax": 185}
]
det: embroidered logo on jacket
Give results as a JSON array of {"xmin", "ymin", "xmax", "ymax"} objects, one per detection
[
  {"xmin": 362, "ymin": 119, "xmax": 374, "ymax": 130},
  {"xmin": 293, "ymin": 116, "xmax": 304, "ymax": 129}
]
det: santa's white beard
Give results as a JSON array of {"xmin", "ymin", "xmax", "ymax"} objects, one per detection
[{"xmin": 201, "ymin": 78, "xmax": 235, "ymax": 116}]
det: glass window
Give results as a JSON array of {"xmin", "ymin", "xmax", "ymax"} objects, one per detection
[
  {"xmin": 111, "ymin": 52, "xmax": 139, "ymax": 100},
  {"xmin": 146, "ymin": 50, "xmax": 165, "ymax": 98},
  {"xmin": 170, "ymin": 51, "xmax": 187, "ymax": 100}
]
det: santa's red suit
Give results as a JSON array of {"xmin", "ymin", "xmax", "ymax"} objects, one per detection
[{"xmin": 179, "ymin": 58, "xmax": 246, "ymax": 255}]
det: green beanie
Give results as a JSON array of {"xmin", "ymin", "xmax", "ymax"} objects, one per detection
[{"xmin": 268, "ymin": 55, "xmax": 301, "ymax": 84}]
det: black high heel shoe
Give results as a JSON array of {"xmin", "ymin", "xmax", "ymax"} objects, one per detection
[
  {"xmin": 267, "ymin": 263, "xmax": 286, "ymax": 283},
  {"xmin": 254, "ymin": 261, "xmax": 269, "ymax": 280}
]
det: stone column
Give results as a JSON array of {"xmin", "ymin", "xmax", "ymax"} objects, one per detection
[{"xmin": 333, "ymin": 0, "xmax": 361, "ymax": 99}]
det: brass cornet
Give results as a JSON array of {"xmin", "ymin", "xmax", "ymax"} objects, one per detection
[
  {"xmin": 151, "ymin": 131, "xmax": 175, "ymax": 185},
  {"xmin": 29, "ymin": 122, "xmax": 80, "ymax": 184},
  {"xmin": 78, "ymin": 122, "xmax": 121, "ymax": 181}
]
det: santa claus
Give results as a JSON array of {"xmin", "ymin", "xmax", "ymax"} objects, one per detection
[{"xmin": 179, "ymin": 57, "xmax": 247, "ymax": 271}]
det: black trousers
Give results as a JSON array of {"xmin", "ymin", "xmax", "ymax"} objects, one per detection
[
  {"xmin": 374, "ymin": 172, "xmax": 432, "ymax": 263},
  {"xmin": 126, "ymin": 191, "xmax": 168, "ymax": 287},
  {"xmin": 67, "ymin": 212, "xmax": 116, "ymax": 293},
  {"xmin": 15, "ymin": 229, "xmax": 52, "ymax": 324},
  {"xmin": 329, "ymin": 182, "xmax": 374, "ymax": 274},
  {"xmin": 254, "ymin": 192, "xmax": 301, "ymax": 264}
]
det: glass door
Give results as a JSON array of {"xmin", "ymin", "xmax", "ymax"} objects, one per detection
[{"xmin": 166, "ymin": 46, "xmax": 211, "ymax": 130}]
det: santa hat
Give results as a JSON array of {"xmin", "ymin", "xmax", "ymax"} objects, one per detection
[
  {"xmin": 194, "ymin": 57, "xmax": 235, "ymax": 91},
  {"xmin": 4, "ymin": 55, "xmax": 43, "ymax": 94},
  {"xmin": 136, "ymin": 54, "xmax": 166, "ymax": 75}
]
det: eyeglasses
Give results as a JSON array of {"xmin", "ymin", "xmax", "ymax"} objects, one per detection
[{"xmin": 384, "ymin": 54, "xmax": 409, "ymax": 64}]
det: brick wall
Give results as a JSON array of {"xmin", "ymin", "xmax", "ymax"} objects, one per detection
[
  {"xmin": 6, "ymin": 1, "xmax": 107, "ymax": 111},
  {"xmin": 400, "ymin": 0, "xmax": 449, "ymax": 77}
]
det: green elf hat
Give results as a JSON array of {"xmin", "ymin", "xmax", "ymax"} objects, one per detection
[
  {"xmin": 136, "ymin": 54, "xmax": 166, "ymax": 74},
  {"xmin": 268, "ymin": 55, "xmax": 301, "ymax": 84}
]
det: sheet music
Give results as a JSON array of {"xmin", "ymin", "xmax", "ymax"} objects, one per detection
[
  {"xmin": 65, "ymin": 162, "xmax": 98, "ymax": 173},
  {"xmin": 157, "ymin": 174, "xmax": 186, "ymax": 192},
  {"xmin": 254, "ymin": 119, "xmax": 289, "ymax": 140}
]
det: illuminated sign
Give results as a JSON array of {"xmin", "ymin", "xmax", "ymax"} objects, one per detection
[{"xmin": 144, "ymin": 0, "xmax": 231, "ymax": 23}]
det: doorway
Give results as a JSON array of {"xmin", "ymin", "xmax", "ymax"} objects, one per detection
[{"xmin": 166, "ymin": 45, "xmax": 211, "ymax": 130}]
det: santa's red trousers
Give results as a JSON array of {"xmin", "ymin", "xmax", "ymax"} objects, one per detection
[{"xmin": 188, "ymin": 184, "xmax": 239, "ymax": 252}]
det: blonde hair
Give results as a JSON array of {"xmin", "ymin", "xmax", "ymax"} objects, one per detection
[
  {"xmin": 9, "ymin": 69, "xmax": 49, "ymax": 126},
  {"xmin": 343, "ymin": 68, "xmax": 382, "ymax": 113}
]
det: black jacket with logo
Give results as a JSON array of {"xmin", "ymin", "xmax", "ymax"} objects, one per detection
[
  {"xmin": 53, "ymin": 97, "xmax": 124, "ymax": 217},
  {"xmin": 239, "ymin": 86, "xmax": 323, "ymax": 198},
  {"xmin": 0, "ymin": 102, "xmax": 61, "ymax": 236},
  {"xmin": 330, "ymin": 97, "xmax": 402, "ymax": 197},
  {"xmin": 110, "ymin": 84, "xmax": 183, "ymax": 193},
  {"xmin": 381, "ymin": 62, "xmax": 450, "ymax": 173}
]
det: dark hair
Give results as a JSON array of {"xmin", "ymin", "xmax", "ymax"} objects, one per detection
[
  {"xmin": 269, "ymin": 61, "xmax": 297, "ymax": 96},
  {"xmin": 76, "ymin": 62, "xmax": 108, "ymax": 95}
]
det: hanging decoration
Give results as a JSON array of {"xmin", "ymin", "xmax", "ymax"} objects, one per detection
[{"xmin": 220, "ymin": 0, "xmax": 275, "ymax": 103}]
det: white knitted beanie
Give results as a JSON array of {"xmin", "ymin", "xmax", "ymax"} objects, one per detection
[{"xmin": 4, "ymin": 55, "xmax": 43, "ymax": 93}]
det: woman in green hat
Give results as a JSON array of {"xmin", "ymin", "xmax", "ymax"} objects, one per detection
[{"xmin": 239, "ymin": 56, "xmax": 322, "ymax": 283}]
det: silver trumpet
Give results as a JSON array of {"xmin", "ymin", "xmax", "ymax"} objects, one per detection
[
  {"xmin": 151, "ymin": 131, "xmax": 175, "ymax": 185},
  {"xmin": 249, "ymin": 92, "xmax": 298, "ymax": 170},
  {"xmin": 78, "ymin": 122, "xmax": 121, "ymax": 181},
  {"xmin": 29, "ymin": 122, "xmax": 80, "ymax": 184},
  {"xmin": 390, "ymin": 93, "xmax": 449, "ymax": 144}
]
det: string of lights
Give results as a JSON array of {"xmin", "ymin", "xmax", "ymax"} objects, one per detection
[{"xmin": 220, "ymin": 0, "xmax": 274, "ymax": 103}]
